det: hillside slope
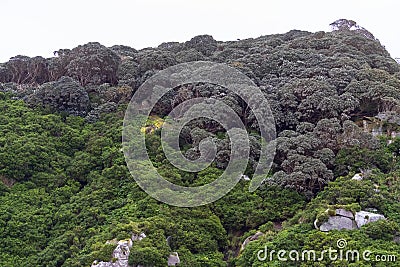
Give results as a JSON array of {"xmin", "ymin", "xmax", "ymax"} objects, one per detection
[{"xmin": 0, "ymin": 20, "xmax": 399, "ymax": 266}]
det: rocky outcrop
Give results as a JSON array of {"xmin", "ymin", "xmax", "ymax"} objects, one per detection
[
  {"xmin": 241, "ymin": 231, "xmax": 264, "ymax": 251},
  {"xmin": 25, "ymin": 76, "xmax": 90, "ymax": 116},
  {"xmin": 93, "ymin": 239, "xmax": 132, "ymax": 267},
  {"xmin": 91, "ymin": 233, "xmax": 180, "ymax": 267},
  {"xmin": 362, "ymin": 114, "xmax": 400, "ymax": 144},
  {"xmin": 315, "ymin": 209, "xmax": 386, "ymax": 232},
  {"xmin": 92, "ymin": 233, "xmax": 146, "ymax": 267},
  {"xmin": 167, "ymin": 252, "xmax": 180, "ymax": 266}
]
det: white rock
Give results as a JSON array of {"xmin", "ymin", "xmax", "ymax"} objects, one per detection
[
  {"xmin": 168, "ymin": 252, "xmax": 180, "ymax": 266},
  {"xmin": 351, "ymin": 173, "xmax": 363, "ymax": 181},
  {"xmin": 365, "ymin": 208, "xmax": 378, "ymax": 213},
  {"xmin": 241, "ymin": 174, "xmax": 250, "ymax": 181},
  {"xmin": 93, "ymin": 233, "xmax": 146, "ymax": 267},
  {"xmin": 118, "ymin": 239, "xmax": 133, "ymax": 248},
  {"xmin": 113, "ymin": 242, "xmax": 130, "ymax": 261},
  {"xmin": 314, "ymin": 218, "xmax": 319, "ymax": 230},
  {"xmin": 131, "ymin": 232, "xmax": 146, "ymax": 241}
]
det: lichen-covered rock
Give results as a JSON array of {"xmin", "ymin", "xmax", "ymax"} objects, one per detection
[
  {"xmin": 92, "ymin": 240, "xmax": 132, "ymax": 267},
  {"xmin": 131, "ymin": 232, "xmax": 146, "ymax": 241},
  {"xmin": 376, "ymin": 112, "xmax": 400, "ymax": 125},
  {"xmin": 25, "ymin": 76, "xmax": 90, "ymax": 116}
]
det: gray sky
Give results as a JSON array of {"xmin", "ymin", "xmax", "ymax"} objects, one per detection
[{"xmin": 1, "ymin": 0, "xmax": 399, "ymax": 63}]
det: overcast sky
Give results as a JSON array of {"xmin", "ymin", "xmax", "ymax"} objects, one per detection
[{"xmin": 1, "ymin": 0, "xmax": 399, "ymax": 62}]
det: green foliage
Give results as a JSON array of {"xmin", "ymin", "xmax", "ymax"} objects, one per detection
[
  {"xmin": 316, "ymin": 212, "xmax": 330, "ymax": 225},
  {"xmin": 129, "ymin": 247, "xmax": 166, "ymax": 267},
  {"xmin": 213, "ymin": 183, "xmax": 306, "ymax": 232},
  {"xmin": 361, "ymin": 220, "xmax": 399, "ymax": 241},
  {"xmin": 0, "ymin": 98, "xmax": 305, "ymax": 266},
  {"xmin": 335, "ymin": 145, "xmax": 395, "ymax": 176},
  {"xmin": 327, "ymin": 208, "xmax": 336, "ymax": 216},
  {"xmin": 259, "ymin": 221, "xmax": 274, "ymax": 233}
]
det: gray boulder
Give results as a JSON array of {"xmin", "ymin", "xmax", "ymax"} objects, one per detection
[
  {"xmin": 335, "ymin": 208, "xmax": 354, "ymax": 219},
  {"xmin": 319, "ymin": 216, "xmax": 357, "ymax": 232},
  {"xmin": 317, "ymin": 209, "xmax": 386, "ymax": 232},
  {"xmin": 168, "ymin": 252, "xmax": 180, "ymax": 266},
  {"xmin": 355, "ymin": 211, "xmax": 386, "ymax": 228}
]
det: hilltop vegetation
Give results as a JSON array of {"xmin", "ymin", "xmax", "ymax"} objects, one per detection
[{"xmin": 0, "ymin": 19, "xmax": 400, "ymax": 266}]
